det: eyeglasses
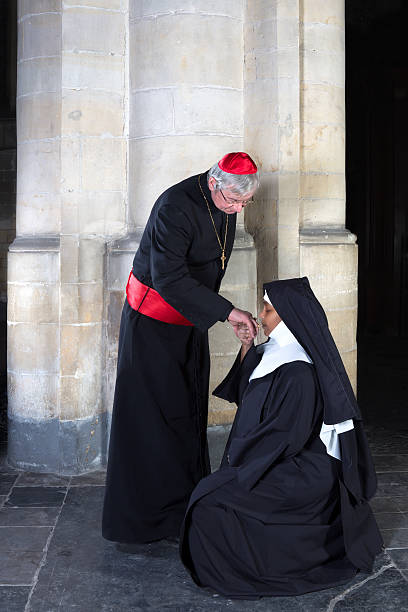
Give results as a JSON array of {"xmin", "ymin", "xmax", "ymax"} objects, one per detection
[{"xmin": 219, "ymin": 190, "xmax": 254, "ymax": 207}]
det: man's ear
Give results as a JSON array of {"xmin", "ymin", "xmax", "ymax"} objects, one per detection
[{"xmin": 208, "ymin": 176, "xmax": 217, "ymax": 191}]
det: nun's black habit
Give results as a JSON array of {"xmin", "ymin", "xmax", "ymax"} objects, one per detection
[{"xmin": 180, "ymin": 277, "xmax": 383, "ymax": 599}]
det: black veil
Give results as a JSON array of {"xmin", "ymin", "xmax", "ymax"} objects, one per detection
[{"xmin": 264, "ymin": 277, "xmax": 361, "ymax": 425}]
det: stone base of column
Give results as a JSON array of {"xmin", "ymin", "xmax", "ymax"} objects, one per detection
[
  {"xmin": 300, "ymin": 228, "xmax": 358, "ymax": 392},
  {"xmin": 8, "ymin": 412, "xmax": 108, "ymax": 474},
  {"xmin": 8, "ymin": 236, "xmax": 107, "ymax": 474}
]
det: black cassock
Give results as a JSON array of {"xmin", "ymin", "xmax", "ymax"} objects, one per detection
[
  {"xmin": 102, "ymin": 173, "xmax": 236, "ymax": 544},
  {"xmin": 180, "ymin": 278, "xmax": 383, "ymax": 598}
]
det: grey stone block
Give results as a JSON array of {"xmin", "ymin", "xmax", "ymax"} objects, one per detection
[
  {"xmin": 376, "ymin": 473, "xmax": 408, "ymax": 497},
  {"xmin": 16, "ymin": 473, "xmax": 69, "ymax": 487},
  {"xmin": 0, "ymin": 525, "xmax": 51, "ymax": 551},
  {"xmin": 0, "ymin": 473, "xmax": 18, "ymax": 495},
  {"xmin": 333, "ymin": 567, "xmax": 408, "ymax": 611},
  {"xmin": 371, "ymin": 497, "xmax": 402, "ymax": 514},
  {"xmin": 388, "ymin": 548, "xmax": 408, "ymax": 570},
  {"xmin": 70, "ymin": 471, "xmax": 106, "ymax": 487},
  {"xmin": 0, "ymin": 507, "xmax": 59, "ymax": 527},
  {"xmin": 376, "ymin": 512, "xmax": 408, "ymax": 531},
  {"xmin": 6, "ymin": 487, "xmax": 66, "ymax": 508},
  {"xmin": 382, "ymin": 528, "xmax": 408, "ymax": 549},
  {"xmin": 8, "ymin": 411, "xmax": 108, "ymax": 475},
  {"xmin": 0, "ymin": 550, "xmax": 43, "ymax": 585},
  {"xmin": 0, "ymin": 586, "xmax": 30, "ymax": 609}
]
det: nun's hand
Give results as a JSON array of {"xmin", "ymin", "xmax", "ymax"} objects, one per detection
[
  {"xmin": 227, "ymin": 308, "xmax": 258, "ymax": 338},
  {"xmin": 235, "ymin": 323, "xmax": 254, "ymax": 347}
]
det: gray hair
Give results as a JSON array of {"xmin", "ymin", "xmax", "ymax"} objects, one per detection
[{"xmin": 207, "ymin": 162, "xmax": 260, "ymax": 196}]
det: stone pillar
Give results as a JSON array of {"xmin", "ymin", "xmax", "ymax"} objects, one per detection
[
  {"xmin": 8, "ymin": 0, "xmax": 127, "ymax": 472},
  {"xmin": 105, "ymin": 1, "xmax": 257, "ymax": 427},
  {"xmin": 128, "ymin": 0, "xmax": 245, "ymax": 226},
  {"xmin": 244, "ymin": 0, "xmax": 357, "ymax": 389},
  {"xmin": 244, "ymin": 0, "xmax": 301, "ymax": 291},
  {"xmin": 299, "ymin": 0, "xmax": 357, "ymax": 390}
]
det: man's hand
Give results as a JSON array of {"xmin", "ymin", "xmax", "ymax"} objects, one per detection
[{"xmin": 227, "ymin": 308, "xmax": 258, "ymax": 339}]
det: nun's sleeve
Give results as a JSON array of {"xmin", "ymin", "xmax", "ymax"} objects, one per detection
[
  {"xmin": 229, "ymin": 362, "xmax": 321, "ymax": 490},
  {"xmin": 212, "ymin": 345, "xmax": 260, "ymax": 405}
]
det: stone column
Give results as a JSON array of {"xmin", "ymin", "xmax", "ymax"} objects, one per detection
[
  {"xmin": 106, "ymin": 1, "xmax": 257, "ymax": 427},
  {"xmin": 8, "ymin": 0, "xmax": 128, "ymax": 472},
  {"xmin": 299, "ymin": 0, "xmax": 357, "ymax": 389},
  {"xmin": 244, "ymin": 0, "xmax": 301, "ymax": 291},
  {"xmin": 244, "ymin": 0, "xmax": 357, "ymax": 389}
]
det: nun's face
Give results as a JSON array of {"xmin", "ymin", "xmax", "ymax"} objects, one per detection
[{"xmin": 259, "ymin": 301, "xmax": 282, "ymax": 336}]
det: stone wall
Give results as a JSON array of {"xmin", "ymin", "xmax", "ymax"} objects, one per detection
[
  {"xmin": 8, "ymin": 0, "xmax": 129, "ymax": 472},
  {"xmin": 244, "ymin": 0, "xmax": 357, "ymax": 390},
  {"xmin": 7, "ymin": 0, "xmax": 356, "ymax": 473},
  {"xmin": 299, "ymin": 0, "xmax": 357, "ymax": 389}
]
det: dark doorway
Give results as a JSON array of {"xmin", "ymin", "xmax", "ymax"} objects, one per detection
[
  {"xmin": 346, "ymin": 0, "xmax": 408, "ymax": 429},
  {"xmin": 0, "ymin": 0, "xmax": 17, "ymax": 441}
]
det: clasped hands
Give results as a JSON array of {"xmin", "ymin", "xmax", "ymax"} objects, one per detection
[{"xmin": 227, "ymin": 308, "xmax": 257, "ymax": 347}]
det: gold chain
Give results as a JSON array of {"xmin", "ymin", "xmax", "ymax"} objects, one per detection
[{"xmin": 198, "ymin": 174, "xmax": 229, "ymax": 270}]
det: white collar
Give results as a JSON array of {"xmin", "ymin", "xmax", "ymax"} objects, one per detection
[
  {"xmin": 249, "ymin": 321, "xmax": 312, "ymax": 381},
  {"xmin": 268, "ymin": 320, "xmax": 299, "ymax": 347}
]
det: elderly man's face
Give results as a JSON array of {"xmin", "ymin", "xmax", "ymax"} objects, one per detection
[
  {"xmin": 259, "ymin": 300, "xmax": 282, "ymax": 336},
  {"xmin": 208, "ymin": 177, "xmax": 256, "ymax": 214}
]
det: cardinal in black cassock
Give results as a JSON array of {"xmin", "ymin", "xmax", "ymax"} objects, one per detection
[
  {"xmin": 180, "ymin": 277, "xmax": 383, "ymax": 598},
  {"xmin": 102, "ymin": 153, "xmax": 259, "ymax": 544}
]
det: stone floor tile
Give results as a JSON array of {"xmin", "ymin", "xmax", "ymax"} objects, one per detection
[
  {"xmin": 371, "ymin": 497, "xmax": 402, "ymax": 513},
  {"xmin": 0, "ymin": 451, "xmax": 18, "ymax": 475},
  {"xmin": 27, "ymin": 486, "xmax": 352, "ymax": 612},
  {"xmin": 0, "ymin": 444, "xmax": 9, "ymax": 472},
  {"xmin": 388, "ymin": 548, "xmax": 408, "ymax": 569},
  {"xmin": 376, "ymin": 512, "xmax": 408, "ymax": 530},
  {"xmin": 6, "ymin": 487, "xmax": 66, "ymax": 508},
  {"xmin": 16, "ymin": 472, "xmax": 70, "ymax": 487},
  {"xmin": 0, "ymin": 550, "xmax": 43, "ymax": 585},
  {"xmin": 0, "ymin": 507, "xmax": 59, "ymax": 527},
  {"xmin": 395, "ymin": 496, "xmax": 408, "ymax": 512},
  {"xmin": 382, "ymin": 528, "xmax": 408, "ymax": 548},
  {"xmin": 0, "ymin": 526, "xmax": 51, "ymax": 551},
  {"xmin": 367, "ymin": 430, "xmax": 408, "ymax": 455},
  {"xmin": 373, "ymin": 454, "xmax": 408, "ymax": 472},
  {"xmin": 333, "ymin": 566, "xmax": 408, "ymax": 611},
  {"xmin": 0, "ymin": 586, "xmax": 30, "ymax": 611},
  {"xmin": 401, "ymin": 570, "xmax": 408, "ymax": 581},
  {"xmin": 0, "ymin": 495, "xmax": 6, "ymax": 507},
  {"xmin": 376, "ymin": 472, "xmax": 408, "ymax": 496},
  {"xmin": 70, "ymin": 470, "xmax": 106, "ymax": 486},
  {"xmin": 0, "ymin": 473, "xmax": 18, "ymax": 495}
]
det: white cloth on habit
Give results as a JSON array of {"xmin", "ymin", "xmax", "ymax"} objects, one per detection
[{"xmin": 248, "ymin": 291, "xmax": 354, "ymax": 461}]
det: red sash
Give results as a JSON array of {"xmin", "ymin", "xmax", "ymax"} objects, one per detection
[{"xmin": 126, "ymin": 272, "xmax": 193, "ymax": 326}]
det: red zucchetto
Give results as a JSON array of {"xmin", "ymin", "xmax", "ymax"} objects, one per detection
[{"xmin": 218, "ymin": 152, "xmax": 258, "ymax": 175}]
